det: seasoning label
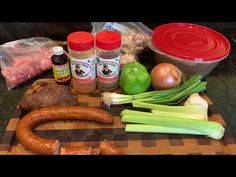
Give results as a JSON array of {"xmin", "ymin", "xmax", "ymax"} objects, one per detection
[
  {"xmin": 70, "ymin": 56, "xmax": 96, "ymax": 83},
  {"xmin": 96, "ymin": 56, "xmax": 120, "ymax": 83},
  {"xmin": 52, "ymin": 62, "xmax": 71, "ymax": 82}
]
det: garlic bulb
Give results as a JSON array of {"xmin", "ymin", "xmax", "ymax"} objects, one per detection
[{"xmin": 184, "ymin": 93, "xmax": 208, "ymax": 110}]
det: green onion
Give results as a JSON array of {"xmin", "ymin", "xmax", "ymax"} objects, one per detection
[
  {"xmin": 125, "ymin": 124, "xmax": 205, "ymax": 135},
  {"xmin": 102, "ymin": 74, "xmax": 207, "ymax": 107},
  {"xmin": 121, "ymin": 114, "xmax": 225, "ymax": 140}
]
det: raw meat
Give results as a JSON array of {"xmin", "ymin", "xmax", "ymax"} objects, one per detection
[{"xmin": 1, "ymin": 48, "xmax": 53, "ymax": 89}]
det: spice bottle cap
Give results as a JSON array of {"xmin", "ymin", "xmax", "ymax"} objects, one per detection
[
  {"xmin": 51, "ymin": 46, "xmax": 64, "ymax": 55},
  {"xmin": 67, "ymin": 32, "xmax": 94, "ymax": 51},
  {"xmin": 95, "ymin": 31, "xmax": 121, "ymax": 50}
]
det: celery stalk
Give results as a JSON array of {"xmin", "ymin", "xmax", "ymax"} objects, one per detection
[
  {"xmin": 121, "ymin": 109, "xmax": 207, "ymax": 120},
  {"xmin": 132, "ymin": 101, "xmax": 208, "ymax": 119},
  {"xmin": 132, "ymin": 101, "xmax": 207, "ymax": 114},
  {"xmin": 151, "ymin": 110, "xmax": 207, "ymax": 120},
  {"xmin": 125, "ymin": 124, "xmax": 205, "ymax": 135},
  {"xmin": 121, "ymin": 109, "xmax": 153, "ymax": 117},
  {"xmin": 121, "ymin": 114, "xmax": 225, "ymax": 140}
]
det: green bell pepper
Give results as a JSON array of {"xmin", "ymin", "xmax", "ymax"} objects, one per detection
[{"xmin": 119, "ymin": 62, "xmax": 151, "ymax": 95}]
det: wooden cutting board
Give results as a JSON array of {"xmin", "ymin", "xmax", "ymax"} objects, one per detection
[{"xmin": 0, "ymin": 78, "xmax": 236, "ymax": 155}]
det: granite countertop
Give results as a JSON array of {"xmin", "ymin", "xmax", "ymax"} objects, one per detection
[{"xmin": 1, "ymin": 30, "xmax": 236, "ymax": 142}]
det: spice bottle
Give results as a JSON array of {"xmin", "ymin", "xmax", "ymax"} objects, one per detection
[
  {"xmin": 51, "ymin": 46, "xmax": 71, "ymax": 85},
  {"xmin": 95, "ymin": 31, "xmax": 121, "ymax": 92},
  {"xmin": 67, "ymin": 32, "xmax": 96, "ymax": 93}
]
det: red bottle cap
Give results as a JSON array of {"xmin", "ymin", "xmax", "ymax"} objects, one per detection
[
  {"xmin": 152, "ymin": 23, "xmax": 230, "ymax": 61},
  {"xmin": 67, "ymin": 32, "xmax": 94, "ymax": 51},
  {"xmin": 95, "ymin": 31, "xmax": 121, "ymax": 50}
]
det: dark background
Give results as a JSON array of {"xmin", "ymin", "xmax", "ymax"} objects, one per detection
[{"xmin": 1, "ymin": 22, "xmax": 236, "ymax": 43}]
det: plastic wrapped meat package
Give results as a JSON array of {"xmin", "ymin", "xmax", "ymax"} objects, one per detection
[
  {"xmin": 91, "ymin": 22, "xmax": 152, "ymax": 66},
  {"xmin": 0, "ymin": 37, "xmax": 57, "ymax": 90}
]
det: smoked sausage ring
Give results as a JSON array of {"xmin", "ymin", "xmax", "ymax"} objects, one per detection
[{"xmin": 16, "ymin": 106, "xmax": 113, "ymax": 155}]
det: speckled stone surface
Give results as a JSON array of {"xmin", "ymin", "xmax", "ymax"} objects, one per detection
[{"xmin": 0, "ymin": 70, "xmax": 54, "ymax": 140}]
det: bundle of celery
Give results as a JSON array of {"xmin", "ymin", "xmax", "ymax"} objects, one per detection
[
  {"xmin": 102, "ymin": 74, "xmax": 207, "ymax": 107},
  {"xmin": 120, "ymin": 102, "xmax": 225, "ymax": 140}
]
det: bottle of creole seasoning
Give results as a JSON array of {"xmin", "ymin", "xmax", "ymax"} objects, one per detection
[
  {"xmin": 67, "ymin": 32, "xmax": 96, "ymax": 93},
  {"xmin": 51, "ymin": 46, "xmax": 71, "ymax": 85},
  {"xmin": 95, "ymin": 31, "xmax": 121, "ymax": 92}
]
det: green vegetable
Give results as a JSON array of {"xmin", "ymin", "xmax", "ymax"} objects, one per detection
[
  {"xmin": 121, "ymin": 108, "xmax": 207, "ymax": 120},
  {"xmin": 119, "ymin": 62, "xmax": 151, "ymax": 95},
  {"xmin": 151, "ymin": 110, "xmax": 207, "ymax": 120},
  {"xmin": 132, "ymin": 101, "xmax": 204, "ymax": 113},
  {"xmin": 132, "ymin": 101, "xmax": 208, "ymax": 120},
  {"xmin": 121, "ymin": 114, "xmax": 225, "ymax": 140},
  {"xmin": 125, "ymin": 124, "xmax": 205, "ymax": 135},
  {"xmin": 102, "ymin": 74, "xmax": 207, "ymax": 106}
]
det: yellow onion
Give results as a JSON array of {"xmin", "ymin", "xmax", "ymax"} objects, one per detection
[{"xmin": 151, "ymin": 63, "xmax": 183, "ymax": 90}]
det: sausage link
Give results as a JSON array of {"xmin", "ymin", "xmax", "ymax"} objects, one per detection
[
  {"xmin": 60, "ymin": 146, "xmax": 93, "ymax": 155},
  {"xmin": 16, "ymin": 126, "xmax": 60, "ymax": 155},
  {"xmin": 99, "ymin": 141, "xmax": 123, "ymax": 155},
  {"xmin": 16, "ymin": 106, "xmax": 113, "ymax": 155}
]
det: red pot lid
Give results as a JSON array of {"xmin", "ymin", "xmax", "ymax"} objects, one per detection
[{"xmin": 152, "ymin": 23, "xmax": 230, "ymax": 61}]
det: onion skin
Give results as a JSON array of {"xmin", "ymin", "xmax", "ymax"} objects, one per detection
[{"xmin": 151, "ymin": 63, "xmax": 182, "ymax": 90}]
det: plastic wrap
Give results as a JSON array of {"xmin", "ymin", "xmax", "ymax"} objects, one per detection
[
  {"xmin": 0, "ymin": 37, "xmax": 57, "ymax": 90},
  {"xmin": 91, "ymin": 22, "xmax": 152, "ymax": 66}
]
